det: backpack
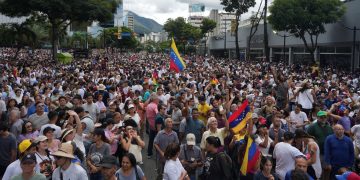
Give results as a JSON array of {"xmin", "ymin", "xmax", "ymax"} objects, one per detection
[{"xmin": 216, "ymin": 152, "xmax": 238, "ymax": 180}]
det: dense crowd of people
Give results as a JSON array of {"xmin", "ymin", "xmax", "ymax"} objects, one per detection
[{"xmin": 1, "ymin": 47, "xmax": 360, "ymax": 180}]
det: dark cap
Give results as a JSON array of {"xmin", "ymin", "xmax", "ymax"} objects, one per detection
[
  {"xmin": 98, "ymin": 155, "xmax": 119, "ymax": 168},
  {"xmin": 283, "ymin": 131, "xmax": 295, "ymax": 141},
  {"xmin": 294, "ymin": 129, "xmax": 315, "ymax": 139},
  {"xmin": 123, "ymin": 119, "xmax": 138, "ymax": 128},
  {"xmin": 43, "ymin": 126, "xmax": 55, "ymax": 135},
  {"xmin": 21, "ymin": 153, "xmax": 37, "ymax": 164}
]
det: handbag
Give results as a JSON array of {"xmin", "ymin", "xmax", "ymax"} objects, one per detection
[{"xmin": 129, "ymin": 143, "xmax": 143, "ymax": 163}]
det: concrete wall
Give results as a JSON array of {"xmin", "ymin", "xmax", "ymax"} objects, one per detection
[{"xmin": 208, "ymin": 0, "xmax": 360, "ymax": 50}]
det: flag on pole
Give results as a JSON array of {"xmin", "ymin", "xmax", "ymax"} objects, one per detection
[
  {"xmin": 228, "ymin": 100, "xmax": 252, "ymax": 133},
  {"xmin": 169, "ymin": 38, "xmax": 186, "ymax": 72},
  {"xmin": 240, "ymin": 136, "xmax": 261, "ymax": 175}
]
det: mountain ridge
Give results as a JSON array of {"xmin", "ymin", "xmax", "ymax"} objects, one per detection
[{"xmin": 128, "ymin": 11, "xmax": 163, "ymax": 34}]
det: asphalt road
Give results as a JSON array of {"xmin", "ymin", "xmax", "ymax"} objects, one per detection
[{"xmin": 139, "ymin": 134, "xmax": 158, "ymax": 180}]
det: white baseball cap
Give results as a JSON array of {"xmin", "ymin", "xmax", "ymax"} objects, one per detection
[{"xmin": 186, "ymin": 133, "xmax": 196, "ymax": 146}]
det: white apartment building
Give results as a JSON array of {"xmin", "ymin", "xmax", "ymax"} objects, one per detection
[{"xmin": 188, "ymin": 16, "xmax": 204, "ymax": 28}]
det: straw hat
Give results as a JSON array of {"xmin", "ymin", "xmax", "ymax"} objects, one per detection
[
  {"xmin": 60, "ymin": 128, "xmax": 74, "ymax": 142},
  {"xmin": 51, "ymin": 142, "xmax": 75, "ymax": 159},
  {"xmin": 98, "ymin": 84, "xmax": 106, "ymax": 91}
]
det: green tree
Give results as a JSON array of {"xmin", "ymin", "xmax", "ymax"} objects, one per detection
[
  {"xmin": 0, "ymin": 23, "xmax": 37, "ymax": 59},
  {"xmin": 100, "ymin": 26, "xmax": 139, "ymax": 50},
  {"xmin": 163, "ymin": 17, "xmax": 202, "ymax": 54},
  {"xmin": 268, "ymin": 0, "xmax": 345, "ymax": 63},
  {"xmin": 0, "ymin": 0, "xmax": 118, "ymax": 60},
  {"xmin": 200, "ymin": 18, "xmax": 217, "ymax": 56},
  {"xmin": 221, "ymin": 0, "xmax": 256, "ymax": 60}
]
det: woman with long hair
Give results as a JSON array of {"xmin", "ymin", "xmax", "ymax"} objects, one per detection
[
  {"xmin": 202, "ymin": 136, "xmax": 235, "ymax": 180},
  {"xmin": 18, "ymin": 121, "xmax": 39, "ymax": 143},
  {"xmin": 20, "ymin": 94, "xmax": 31, "ymax": 119},
  {"xmin": 116, "ymin": 119, "xmax": 145, "ymax": 165},
  {"xmin": 163, "ymin": 143, "xmax": 189, "ymax": 180},
  {"xmin": 254, "ymin": 156, "xmax": 279, "ymax": 180},
  {"xmin": 87, "ymin": 128, "xmax": 111, "ymax": 180},
  {"xmin": 115, "ymin": 153, "xmax": 147, "ymax": 180},
  {"xmin": 6, "ymin": 98, "xmax": 19, "ymax": 117},
  {"xmin": 43, "ymin": 127, "xmax": 60, "ymax": 153}
]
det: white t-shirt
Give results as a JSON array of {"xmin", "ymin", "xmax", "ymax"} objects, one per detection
[
  {"xmin": 297, "ymin": 89, "xmax": 313, "ymax": 109},
  {"xmin": 163, "ymin": 158, "xmax": 185, "ymax": 180},
  {"xmin": 73, "ymin": 134, "xmax": 86, "ymax": 156},
  {"xmin": 289, "ymin": 111, "xmax": 308, "ymax": 133},
  {"xmin": 255, "ymin": 136, "xmax": 274, "ymax": 157},
  {"xmin": 52, "ymin": 163, "xmax": 88, "ymax": 180},
  {"xmin": 159, "ymin": 94, "xmax": 171, "ymax": 105},
  {"xmin": 273, "ymin": 142, "xmax": 304, "ymax": 180},
  {"xmin": 351, "ymin": 124, "xmax": 360, "ymax": 149},
  {"xmin": 2, "ymin": 159, "xmax": 40, "ymax": 180}
]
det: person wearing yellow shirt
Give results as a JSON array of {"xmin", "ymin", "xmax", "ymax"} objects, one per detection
[{"xmin": 197, "ymin": 96, "xmax": 212, "ymax": 125}]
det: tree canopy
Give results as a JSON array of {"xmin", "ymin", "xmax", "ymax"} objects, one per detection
[
  {"xmin": 0, "ymin": 0, "xmax": 118, "ymax": 59},
  {"xmin": 163, "ymin": 17, "xmax": 202, "ymax": 46},
  {"xmin": 221, "ymin": 0, "xmax": 256, "ymax": 59},
  {"xmin": 200, "ymin": 18, "xmax": 217, "ymax": 36},
  {"xmin": 268, "ymin": 0, "xmax": 345, "ymax": 62}
]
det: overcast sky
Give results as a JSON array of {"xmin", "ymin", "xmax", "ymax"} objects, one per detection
[{"xmin": 124, "ymin": 0, "xmax": 273, "ymax": 25}]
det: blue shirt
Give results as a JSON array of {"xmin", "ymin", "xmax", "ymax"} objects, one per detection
[
  {"xmin": 27, "ymin": 104, "xmax": 49, "ymax": 116},
  {"xmin": 324, "ymin": 134, "xmax": 354, "ymax": 168}
]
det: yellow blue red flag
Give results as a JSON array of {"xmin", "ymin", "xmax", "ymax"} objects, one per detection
[
  {"xmin": 240, "ymin": 136, "xmax": 261, "ymax": 175},
  {"xmin": 169, "ymin": 38, "xmax": 186, "ymax": 72},
  {"xmin": 228, "ymin": 100, "xmax": 252, "ymax": 133}
]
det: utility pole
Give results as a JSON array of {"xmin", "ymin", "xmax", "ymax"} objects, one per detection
[
  {"xmin": 224, "ymin": 15, "xmax": 227, "ymax": 58},
  {"xmin": 352, "ymin": 26, "xmax": 357, "ymax": 72},
  {"xmin": 263, "ymin": 0, "xmax": 269, "ymax": 62}
]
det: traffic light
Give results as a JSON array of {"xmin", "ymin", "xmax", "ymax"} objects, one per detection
[{"xmin": 114, "ymin": 27, "xmax": 122, "ymax": 39}]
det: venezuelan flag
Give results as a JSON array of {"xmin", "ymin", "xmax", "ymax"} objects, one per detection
[
  {"xmin": 169, "ymin": 38, "xmax": 186, "ymax": 72},
  {"xmin": 228, "ymin": 100, "xmax": 252, "ymax": 133},
  {"xmin": 240, "ymin": 136, "xmax": 261, "ymax": 175},
  {"xmin": 152, "ymin": 70, "xmax": 158, "ymax": 86}
]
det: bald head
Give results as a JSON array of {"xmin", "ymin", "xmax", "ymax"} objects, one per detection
[
  {"xmin": 333, "ymin": 124, "xmax": 345, "ymax": 138},
  {"xmin": 295, "ymin": 156, "xmax": 307, "ymax": 173}
]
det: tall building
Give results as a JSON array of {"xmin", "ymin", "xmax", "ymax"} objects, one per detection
[
  {"xmin": 114, "ymin": 3, "xmax": 124, "ymax": 27},
  {"xmin": 123, "ymin": 10, "xmax": 134, "ymax": 31},
  {"xmin": 209, "ymin": 9, "xmax": 237, "ymax": 36}
]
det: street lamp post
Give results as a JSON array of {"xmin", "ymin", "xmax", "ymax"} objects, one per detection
[
  {"xmin": 339, "ymin": 22, "xmax": 360, "ymax": 72},
  {"xmin": 273, "ymin": 31, "xmax": 292, "ymax": 64}
]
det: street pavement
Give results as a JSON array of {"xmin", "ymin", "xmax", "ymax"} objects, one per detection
[{"xmin": 139, "ymin": 133, "xmax": 158, "ymax": 180}]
